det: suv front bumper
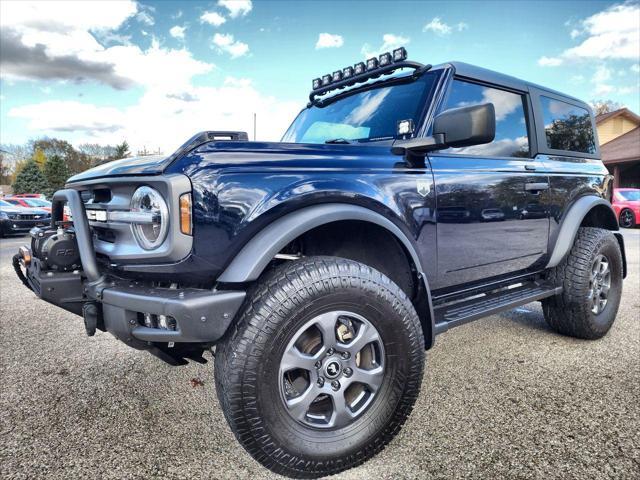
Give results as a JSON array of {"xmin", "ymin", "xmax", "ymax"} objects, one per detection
[{"xmin": 15, "ymin": 189, "xmax": 246, "ymax": 359}]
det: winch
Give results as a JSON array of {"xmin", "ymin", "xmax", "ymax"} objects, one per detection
[{"xmin": 30, "ymin": 225, "xmax": 81, "ymax": 272}]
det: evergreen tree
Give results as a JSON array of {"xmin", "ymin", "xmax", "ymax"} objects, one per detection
[
  {"xmin": 12, "ymin": 159, "xmax": 48, "ymax": 194},
  {"xmin": 115, "ymin": 141, "xmax": 130, "ymax": 159},
  {"xmin": 43, "ymin": 154, "xmax": 70, "ymax": 197}
]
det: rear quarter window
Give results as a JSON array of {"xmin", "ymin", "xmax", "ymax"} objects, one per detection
[{"xmin": 540, "ymin": 96, "xmax": 596, "ymax": 154}]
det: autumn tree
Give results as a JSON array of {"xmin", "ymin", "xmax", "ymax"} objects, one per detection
[
  {"xmin": 12, "ymin": 159, "xmax": 48, "ymax": 194},
  {"xmin": 591, "ymin": 99, "xmax": 623, "ymax": 116}
]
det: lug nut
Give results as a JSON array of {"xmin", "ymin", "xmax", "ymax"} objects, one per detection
[
  {"xmin": 327, "ymin": 348, "xmax": 335, "ymax": 356},
  {"xmin": 315, "ymin": 360, "xmax": 322, "ymax": 369},
  {"xmin": 341, "ymin": 352, "xmax": 350, "ymax": 360},
  {"xmin": 317, "ymin": 377, "xmax": 325, "ymax": 387},
  {"xmin": 343, "ymin": 367, "xmax": 353, "ymax": 377},
  {"xmin": 331, "ymin": 380, "xmax": 340, "ymax": 391}
]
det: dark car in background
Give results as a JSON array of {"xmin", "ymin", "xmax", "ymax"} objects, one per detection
[{"xmin": 0, "ymin": 199, "xmax": 50, "ymax": 237}]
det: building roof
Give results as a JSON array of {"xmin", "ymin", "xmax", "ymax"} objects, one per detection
[
  {"xmin": 600, "ymin": 126, "xmax": 640, "ymax": 164},
  {"xmin": 595, "ymin": 107, "xmax": 640, "ymax": 125}
]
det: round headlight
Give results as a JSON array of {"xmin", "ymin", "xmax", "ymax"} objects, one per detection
[{"xmin": 130, "ymin": 186, "xmax": 169, "ymax": 250}]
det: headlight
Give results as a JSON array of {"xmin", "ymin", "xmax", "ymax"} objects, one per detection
[{"xmin": 130, "ymin": 186, "xmax": 169, "ymax": 250}]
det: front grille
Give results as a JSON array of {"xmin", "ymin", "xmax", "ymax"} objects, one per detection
[{"xmin": 16, "ymin": 214, "xmax": 48, "ymax": 221}]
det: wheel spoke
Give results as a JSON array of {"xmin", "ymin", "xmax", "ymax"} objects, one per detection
[
  {"xmin": 599, "ymin": 260, "xmax": 609, "ymax": 276},
  {"xmin": 351, "ymin": 365, "xmax": 384, "ymax": 393},
  {"xmin": 329, "ymin": 392, "xmax": 355, "ymax": 428},
  {"xmin": 281, "ymin": 346, "xmax": 324, "ymax": 372},
  {"xmin": 314, "ymin": 312, "xmax": 340, "ymax": 348},
  {"xmin": 339, "ymin": 322, "xmax": 381, "ymax": 355},
  {"xmin": 286, "ymin": 384, "xmax": 320, "ymax": 421}
]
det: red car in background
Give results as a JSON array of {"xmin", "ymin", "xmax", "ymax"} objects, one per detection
[
  {"xmin": 612, "ymin": 188, "xmax": 640, "ymax": 228},
  {"xmin": 4, "ymin": 197, "xmax": 52, "ymax": 212}
]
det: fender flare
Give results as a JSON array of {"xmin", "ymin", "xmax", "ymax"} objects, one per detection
[
  {"xmin": 217, "ymin": 203, "xmax": 436, "ymax": 344},
  {"xmin": 546, "ymin": 196, "xmax": 619, "ymax": 269}
]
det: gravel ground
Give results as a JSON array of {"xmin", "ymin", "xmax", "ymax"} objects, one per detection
[{"xmin": 1, "ymin": 230, "xmax": 639, "ymax": 479}]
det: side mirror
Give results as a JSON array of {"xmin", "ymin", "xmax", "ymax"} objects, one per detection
[
  {"xmin": 433, "ymin": 103, "xmax": 496, "ymax": 148},
  {"xmin": 391, "ymin": 103, "xmax": 496, "ymax": 156}
]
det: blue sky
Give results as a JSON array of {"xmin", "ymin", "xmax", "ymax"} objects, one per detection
[{"xmin": 1, "ymin": 0, "xmax": 638, "ymax": 154}]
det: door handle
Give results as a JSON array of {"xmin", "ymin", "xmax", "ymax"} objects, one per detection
[
  {"xmin": 525, "ymin": 182, "xmax": 549, "ymax": 193},
  {"xmin": 524, "ymin": 164, "xmax": 537, "ymax": 171}
]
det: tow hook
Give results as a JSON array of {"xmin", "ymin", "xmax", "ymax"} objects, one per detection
[{"xmin": 82, "ymin": 303, "xmax": 101, "ymax": 337}]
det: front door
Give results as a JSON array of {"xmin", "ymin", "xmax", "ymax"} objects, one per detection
[{"xmin": 429, "ymin": 78, "xmax": 549, "ymax": 290}]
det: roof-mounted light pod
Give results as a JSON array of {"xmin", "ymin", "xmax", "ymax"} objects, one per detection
[
  {"xmin": 393, "ymin": 47, "xmax": 407, "ymax": 62},
  {"xmin": 332, "ymin": 70, "xmax": 342, "ymax": 82},
  {"xmin": 321, "ymin": 74, "xmax": 332, "ymax": 86},
  {"xmin": 354, "ymin": 62, "xmax": 366, "ymax": 75},
  {"xmin": 378, "ymin": 52, "xmax": 392, "ymax": 67},
  {"xmin": 342, "ymin": 66, "xmax": 354, "ymax": 79},
  {"xmin": 312, "ymin": 78, "xmax": 322, "ymax": 90},
  {"xmin": 366, "ymin": 57, "xmax": 379, "ymax": 71}
]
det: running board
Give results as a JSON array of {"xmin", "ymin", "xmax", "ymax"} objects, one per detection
[{"xmin": 434, "ymin": 282, "xmax": 562, "ymax": 334}]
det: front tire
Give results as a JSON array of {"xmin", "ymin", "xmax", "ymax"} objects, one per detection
[
  {"xmin": 619, "ymin": 208, "xmax": 636, "ymax": 228},
  {"xmin": 215, "ymin": 257, "xmax": 425, "ymax": 478},
  {"xmin": 542, "ymin": 227, "xmax": 623, "ymax": 339}
]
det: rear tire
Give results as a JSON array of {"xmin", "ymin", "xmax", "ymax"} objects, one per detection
[
  {"xmin": 542, "ymin": 227, "xmax": 623, "ymax": 339},
  {"xmin": 215, "ymin": 257, "xmax": 425, "ymax": 478},
  {"xmin": 619, "ymin": 208, "xmax": 636, "ymax": 228}
]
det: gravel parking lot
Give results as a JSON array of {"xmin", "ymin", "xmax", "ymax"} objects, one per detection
[{"xmin": 1, "ymin": 230, "xmax": 638, "ymax": 479}]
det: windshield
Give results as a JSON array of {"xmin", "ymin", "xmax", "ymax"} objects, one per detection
[
  {"xmin": 282, "ymin": 72, "xmax": 438, "ymax": 144},
  {"xmin": 0, "ymin": 200, "xmax": 13, "ymax": 207},
  {"xmin": 619, "ymin": 190, "xmax": 640, "ymax": 201}
]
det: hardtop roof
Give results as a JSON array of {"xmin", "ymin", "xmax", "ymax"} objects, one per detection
[{"xmin": 432, "ymin": 61, "xmax": 589, "ymax": 109}]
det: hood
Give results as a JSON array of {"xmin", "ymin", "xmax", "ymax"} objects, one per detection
[
  {"xmin": 66, "ymin": 140, "xmax": 397, "ymax": 183},
  {"xmin": 67, "ymin": 154, "xmax": 170, "ymax": 183}
]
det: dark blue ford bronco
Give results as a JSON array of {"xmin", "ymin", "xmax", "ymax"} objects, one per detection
[{"xmin": 14, "ymin": 49, "xmax": 627, "ymax": 478}]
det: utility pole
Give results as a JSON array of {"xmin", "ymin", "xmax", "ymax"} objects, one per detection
[{"xmin": 253, "ymin": 113, "xmax": 257, "ymax": 141}]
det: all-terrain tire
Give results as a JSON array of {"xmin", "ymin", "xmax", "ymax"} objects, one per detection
[
  {"xmin": 214, "ymin": 257, "xmax": 425, "ymax": 478},
  {"xmin": 542, "ymin": 227, "xmax": 623, "ymax": 339}
]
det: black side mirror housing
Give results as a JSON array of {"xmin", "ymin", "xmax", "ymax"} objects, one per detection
[
  {"xmin": 433, "ymin": 103, "xmax": 496, "ymax": 148},
  {"xmin": 391, "ymin": 103, "xmax": 496, "ymax": 156}
]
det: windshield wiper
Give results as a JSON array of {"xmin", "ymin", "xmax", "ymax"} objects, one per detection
[{"xmin": 324, "ymin": 138, "xmax": 353, "ymax": 144}]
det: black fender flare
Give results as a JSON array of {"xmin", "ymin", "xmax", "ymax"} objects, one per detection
[
  {"xmin": 217, "ymin": 203, "xmax": 436, "ymax": 343},
  {"xmin": 546, "ymin": 196, "xmax": 625, "ymax": 276}
]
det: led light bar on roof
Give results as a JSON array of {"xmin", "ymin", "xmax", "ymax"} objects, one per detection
[
  {"xmin": 311, "ymin": 48, "xmax": 412, "ymax": 93},
  {"xmin": 308, "ymin": 48, "xmax": 430, "ymax": 104}
]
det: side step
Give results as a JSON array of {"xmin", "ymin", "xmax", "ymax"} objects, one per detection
[{"xmin": 434, "ymin": 282, "xmax": 562, "ymax": 334}]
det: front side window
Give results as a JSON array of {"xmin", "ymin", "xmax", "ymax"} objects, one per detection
[
  {"xmin": 282, "ymin": 72, "xmax": 438, "ymax": 144},
  {"xmin": 440, "ymin": 79, "xmax": 530, "ymax": 157},
  {"xmin": 540, "ymin": 96, "xmax": 596, "ymax": 154}
]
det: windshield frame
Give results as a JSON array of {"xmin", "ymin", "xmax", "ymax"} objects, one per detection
[{"xmin": 282, "ymin": 69, "xmax": 442, "ymax": 145}]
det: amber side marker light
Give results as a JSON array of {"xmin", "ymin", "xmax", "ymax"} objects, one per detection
[{"xmin": 179, "ymin": 193, "xmax": 192, "ymax": 235}]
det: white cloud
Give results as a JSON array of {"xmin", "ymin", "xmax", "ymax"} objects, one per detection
[
  {"xmin": 538, "ymin": 2, "xmax": 640, "ymax": 66},
  {"xmin": 212, "ymin": 33, "xmax": 249, "ymax": 58},
  {"xmin": 537, "ymin": 56, "xmax": 563, "ymax": 67},
  {"xmin": 0, "ymin": 1, "xmax": 212, "ymax": 91},
  {"xmin": 136, "ymin": 11, "xmax": 154, "ymax": 26},
  {"xmin": 8, "ymin": 80, "xmax": 300, "ymax": 152},
  {"xmin": 200, "ymin": 11, "xmax": 226, "ymax": 27},
  {"xmin": 218, "ymin": 0, "xmax": 252, "ymax": 18},
  {"xmin": 170, "ymin": 25, "xmax": 186, "ymax": 40},
  {"xmin": 592, "ymin": 65, "xmax": 611, "ymax": 84},
  {"xmin": 422, "ymin": 18, "xmax": 468, "ymax": 36},
  {"xmin": 315, "ymin": 33, "xmax": 344, "ymax": 49},
  {"xmin": 423, "ymin": 17, "xmax": 451, "ymax": 35},
  {"xmin": 361, "ymin": 33, "xmax": 409, "ymax": 59}
]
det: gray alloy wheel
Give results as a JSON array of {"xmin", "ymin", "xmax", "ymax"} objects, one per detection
[
  {"xmin": 588, "ymin": 254, "xmax": 611, "ymax": 315},
  {"xmin": 278, "ymin": 311, "xmax": 384, "ymax": 429}
]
